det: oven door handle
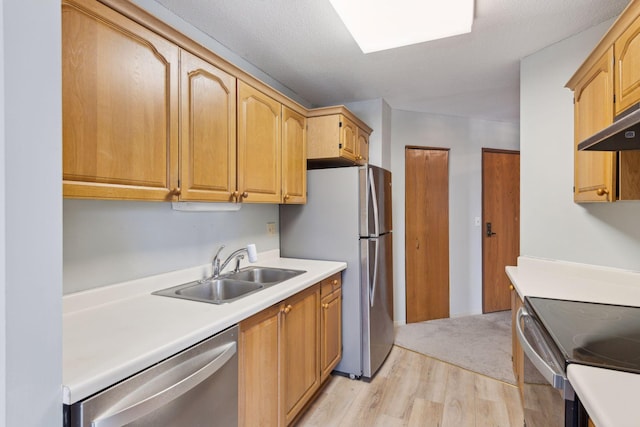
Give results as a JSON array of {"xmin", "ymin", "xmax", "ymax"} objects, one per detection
[{"xmin": 516, "ymin": 306, "xmax": 567, "ymax": 390}]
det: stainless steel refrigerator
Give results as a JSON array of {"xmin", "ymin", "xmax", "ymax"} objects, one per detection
[{"xmin": 280, "ymin": 165, "xmax": 394, "ymax": 380}]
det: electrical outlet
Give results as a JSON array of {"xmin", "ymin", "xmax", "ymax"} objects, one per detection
[
  {"xmin": 474, "ymin": 217, "xmax": 481, "ymax": 226},
  {"xmin": 267, "ymin": 222, "xmax": 276, "ymax": 235}
]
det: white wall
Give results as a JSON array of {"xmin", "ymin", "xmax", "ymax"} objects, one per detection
[
  {"xmin": 2, "ymin": 0, "xmax": 62, "ymax": 425},
  {"xmin": 0, "ymin": 0, "xmax": 5, "ymax": 422},
  {"xmin": 521, "ymin": 20, "xmax": 640, "ymax": 271},
  {"xmin": 391, "ymin": 111, "xmax": 520, "ymax": 321},
  {"xmin": 64, "ymin": 201, "xmax": 279, "ymax": 293}
]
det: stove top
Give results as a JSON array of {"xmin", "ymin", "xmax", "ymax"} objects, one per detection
[{"xmin": 526, "ymin": 297, "xmax": 640, "ymax": 374}]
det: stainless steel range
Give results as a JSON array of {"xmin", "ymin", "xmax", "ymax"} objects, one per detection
[{"xmin": 517, "ymin": 297, "xmax": 640, "ymax": 427}]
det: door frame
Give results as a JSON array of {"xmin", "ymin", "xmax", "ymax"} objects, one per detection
[{"xmin": 481, "ymin": 148, "xmax": 520, "ymax": 313}]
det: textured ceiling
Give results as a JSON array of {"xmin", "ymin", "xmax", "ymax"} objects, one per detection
[{"xmin": 154, "ymin": 0, "xmax": 630, "ymax": 123}]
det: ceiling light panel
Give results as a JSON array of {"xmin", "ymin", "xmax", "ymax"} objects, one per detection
[{"xmin": 329, "ymin": 0, "xmax": 474, "ymax": 53}]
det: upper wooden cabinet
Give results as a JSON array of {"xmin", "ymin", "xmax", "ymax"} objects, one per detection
[
  {"xmin": 357, "ymin": 127, "xmax": 370, "ymax": 164},
  {"xmin": 307, "ymin": 106, "xmax": 372, "ymax": 168},
  {"xmin": 180, "ymin": 50, "xmax": 237, "ymax": 202},
  {"xmin": 237, "ymin": 82, "xmax": 282, "ymax": 203},
  {"xmin": 62, "ymin": 0, "xmax": 308, "ymax": 204},
  {"xmin": 567, "ymin": 1, "xmax": 640, "ymax": 202},
  {"xmin": 62, "ymin": 0, "xmax": 179, "ymax": 201},
  {"xmin": 282, "ymin": 106, "xmax": 307, "ymax": 204},
  {"xmin": 573, "ymin": 48, "xmax": 616, "ymax": 202},
  {"xmin": 615, "ymin": 16, "xmax": 640, "ymax": 115}
]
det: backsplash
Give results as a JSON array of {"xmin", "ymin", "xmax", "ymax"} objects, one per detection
[{"xmin": 63, "ymin": 199, "xmax": 279, "ymax": 294}]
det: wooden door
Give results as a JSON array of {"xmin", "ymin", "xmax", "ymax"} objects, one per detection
[
  {"xmin": 405, "ymin": 148, "xmax": 450, "ymax": 323},
  {"xmin": 574, "ymin": 48, "xmax": 616, "ymax": 202},
  {"xmin": 282, "ymin": 285, "xmax": 320, "ymax": 425},
  {"xmin": 482, "ymin": 149, "xmax": 520, "ymax": 313},
  {"xmin": 339, "ymin": 116, "xmax": 358, "ymax": 162},
  {"xmin": 179, "ymin": 50, "xmax": 237, "ymax": 202},
  {"xmin": 238, "ymin": 304, "xmax": 282, "ymax": 427},
  {"xmin": 62, "ymin": 0, "xmax": 179, "ymax": 201},
  {"xmin": 356, "ymin": 128, "xmax": 369, "ymax": 165},
  {"xmin": 281, "ymin": 106, "xmax": 307, "ymax": 204},
  {"xmin": 320, "ymin": 286, "xmax": 342, "ymax": 382},
  {"xmin": 237, "ymin": 81, "xmax": 282, "ymax": 203}
]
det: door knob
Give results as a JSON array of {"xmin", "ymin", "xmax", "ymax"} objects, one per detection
[{"xmin": 486, "ymin": 222, "xmax": 496, "ymax": 237}]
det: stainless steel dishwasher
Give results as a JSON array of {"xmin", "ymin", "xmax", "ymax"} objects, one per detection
[{"xmin": 65, "ymin": 325, "xmax": 238, "ymax": 427}]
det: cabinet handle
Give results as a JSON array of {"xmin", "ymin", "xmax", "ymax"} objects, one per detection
[
  {"xmin": 283, "ymin": 194, "xmax": 290, "ymax": 201},
  {"xmin": 283, "ymin": 304, "xmax": 292, "ymax": 314},
  {"xmin": 172, "ymin": 187, "xmax": 181, "ymax": 196},
  {"xmin": 509, "ymin": 284, "xmax": 514, "ymax": 291},
  {"xmin": 332, "ymin": 279, "xmax": 338, "ymax": 286},
  {"xmin": 322, "ymin": 303, "xmax": 329, "ymax": 309},
  {"xmin": 596, "ymin": 188, "xmax": 609, "ymax": 197},
  {"xmin": 231, "ymin": 191, "xmax": 239, "ymax": 201},
  {"xmin": 241, "ymin": 191, "xmax": 249, "ymax": 199},
  {"xmin": 356, "ymin": 155, "xmax": 363, "ymax": 160}
]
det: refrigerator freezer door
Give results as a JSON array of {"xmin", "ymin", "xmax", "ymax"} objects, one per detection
[
  {"xmin": 360, "ymin": 165, "xmax": 392, "ymax": 237},
  {"xmin": 360, "ymin": 232, "xmax": 394, "ymax": 378}
]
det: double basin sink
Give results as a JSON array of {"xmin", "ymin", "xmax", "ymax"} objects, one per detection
[{"xmin": 153, "ymin": 266, "xmax": 306, "ymax": 304}]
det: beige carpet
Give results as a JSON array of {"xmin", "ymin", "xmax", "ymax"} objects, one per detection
[{"xmin": 394, "ymin": 310, "xmax": 515, "ymax": 385}]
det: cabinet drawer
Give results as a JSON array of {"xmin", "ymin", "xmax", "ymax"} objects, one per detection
[{"xmin": 320, "ymin": 273, "xmax": 341, "ymax": 297}]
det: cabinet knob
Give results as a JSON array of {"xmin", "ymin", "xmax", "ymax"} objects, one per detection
[
  {"xmin": 322, "ymin": 303, "xmax": 329, "ymax": 309},
  {"xmin": 596, "ymin": 188, "xmax": 609, "ymax": 197},
  {"xmin": 231, "ymin": 191, "xmax": 239, "ymax": 201},
  {"xmin": 283, "ymin": 194, "xmax": 290, "ymax": 201},
  {"xmin": 283, "ymin": 304, "xmax": 292, "ymax": 314},
  {"xmin": 509, "ymin": 284, "xmax": 514, "ymax": 291},
  {"xmin": 356, "ymin": 155, "xmax": 363, "ymax": 160},
  {"xmin": 172, "ymin": 187, "xmax": 181, "ymax": 196},
  {"xmin": 332, "ymin": 279, "xmax": 338, "ymax": 286},
  {"xmin": 241, "ymin": 191, "xmax": 249, "ymax": 199}
]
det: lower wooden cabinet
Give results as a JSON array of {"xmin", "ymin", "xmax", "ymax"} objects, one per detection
[
  {"xmin": 320, "ymin": 274, "xmax": 342, "ymax": 382},
  {"xmin": 238, "ymin": 303, "xmax": 282, "ymax": 426},
  {"xmin": 239, "ymin": 278, "xmax": 341, "ymax": 426}
]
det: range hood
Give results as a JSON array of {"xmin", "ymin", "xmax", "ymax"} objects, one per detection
[{"xmin": 578, "ymin": 105, "xmax": 640, "ymax": 151}]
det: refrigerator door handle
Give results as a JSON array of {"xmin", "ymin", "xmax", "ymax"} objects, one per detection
[
  {"xmin": 368, "ymin": 168, "xmax": 380, "ymax": 237},
  {"xmin": 369, "ymin": 238, "xmax": 379, "ymax": 307}
]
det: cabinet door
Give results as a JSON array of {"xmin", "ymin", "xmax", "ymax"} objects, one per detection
[
  {"xmin": 282, "ymin": 106, "xmax": 307, "ymax": 204},
  {"xmin": 239, "ymin": 304, "xmax": 282, "ymax": 427},
  {"xmin": 339, "ymin": 116, "xmax": 358, "ymax": 162},
  {"xmin": 320, "ymin": 286, "xmax": 342, "ymax": 382},
  {"xmin": 356, "ymin": 127, "xmax": 369, "ymax": 165},
  {"xmin": 282, "ymin": 285, "xmax": 320, "ymax": 425},
  {"xmin": 574, "ymin": 48, "xmax": 616, "ymax": 202},
  {"xmin": 179, "ymin": 50, "xmax": 237, "ymax": 202},
  {"xmin": 615, "ymin": 17, "xmax": 640, "ymax": 116},
  {"xmin": 62, "ymin": 0, "xmax": 179, "ymax": 201},
  {"xmin": 237, "ymin": 81, "xmax": 282, "ymax": 203}
]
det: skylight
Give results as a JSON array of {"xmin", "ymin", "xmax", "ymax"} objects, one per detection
[{"xmin": 328, "ymin": 0, "xmax": 474, "ymax": 53}]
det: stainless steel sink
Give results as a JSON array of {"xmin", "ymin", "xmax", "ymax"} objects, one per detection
[
  {"xmin": 224, "ymin": 267, "xmax": 305, "ymax": 284},
  {"xmin": 153, "ymin": 266, "xmax": 305, "ymax": 304},
  {"xmin": 153, "ymin": 278, "xmax": 263, "ymax": 304}
]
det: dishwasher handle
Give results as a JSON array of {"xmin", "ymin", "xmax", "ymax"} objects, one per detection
[
  {"xmin": 516, "ymin": 307, "xmax": 567, "ymax": 390},
  {"xmin": 92, "ymin": 341, "xmax": 237, "ymax": 427}
]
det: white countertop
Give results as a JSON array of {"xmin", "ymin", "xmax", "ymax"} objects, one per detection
[
  {"xmin": 63, "ymin": 250, "xmax": 346, "ymax": 405},
  {"xmin": 507, "ymin": 256, "xmax": 640, "ymax": 427}
]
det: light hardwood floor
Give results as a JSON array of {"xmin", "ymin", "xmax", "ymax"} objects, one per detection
[{"xmin": 296, "ymin": 346, "xmax": 523, "ymax": 427}]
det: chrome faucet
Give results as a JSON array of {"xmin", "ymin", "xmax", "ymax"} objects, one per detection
[{"xmin": 211, "ymin": 244, "xmax": 258, "ymax": 278}]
